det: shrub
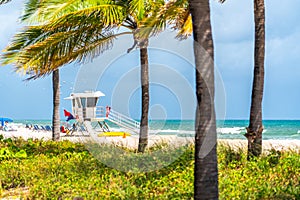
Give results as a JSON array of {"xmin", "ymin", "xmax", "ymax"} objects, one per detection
[{"xmin": 0, "ymin": 136, "xmax": 299, "ymax": 199}]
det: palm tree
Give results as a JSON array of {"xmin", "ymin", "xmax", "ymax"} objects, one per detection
[
  {"xmin": 188, "ymin": 0, "xmax": 219, "ymax": 199},
  {"xmin": 0, "ymin": 0, "xmax": 61, "ymax": 140},
  {"xmin": 1, "ymin": 0, "xmax": 175, "ymax": 151},
  {"xmin": 245, "ymin": 0, "xmax": 265, "ymax": 158},
  {"xmin": 134, "ymin": 1, "xmax": 193, "ymax": 152},
  {"xmin": 0, "ymin": 0, "xmax": 62, "ymax": 141}
]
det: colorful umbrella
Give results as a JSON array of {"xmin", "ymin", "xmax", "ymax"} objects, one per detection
[{"xmin": 0, "ymin": 117, "xmax": 13, "ymax": 126}]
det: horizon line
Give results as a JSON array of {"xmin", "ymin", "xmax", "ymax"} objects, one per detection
[{"xmin": 12, "ymin": 118, "xmax": 300, "ymax": 121}]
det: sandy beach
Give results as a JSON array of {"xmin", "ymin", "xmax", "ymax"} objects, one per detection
[{"xmin": 1, "ymin": 127, "xmax": 299, "ymax": 152}]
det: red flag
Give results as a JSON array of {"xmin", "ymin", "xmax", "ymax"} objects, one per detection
[{"xmin": 64, "ymin": 109, "xmax": 71, "ymax": 117}]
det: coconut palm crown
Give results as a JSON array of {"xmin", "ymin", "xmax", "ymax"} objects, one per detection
[{"xmin": 1, "ymin": 0, "xmax": 196, "ymax": 76}]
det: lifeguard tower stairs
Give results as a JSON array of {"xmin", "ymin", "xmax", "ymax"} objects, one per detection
[{"xmin": 64, "ymin": 91, "xmax": 140, "ymax": 135}]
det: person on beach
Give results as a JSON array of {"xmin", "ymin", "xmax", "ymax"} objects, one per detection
[
  {"xmin": 3, "ymin": 121, "xmax": 14, "ymax": 131},
  {"xmin": 3, "ymin": 121, "xmax": 8, "ymax": 131},
  {"xmin": 72, "ymin": 123, "xmax": 77, "ymax": 131},
  {"xmin": 106, "ymin": 106, "xmax": 111, "ymax": 117},
  {"xmin": 60, "ymin": 125, "xmax": 70, "ymax": 135}
]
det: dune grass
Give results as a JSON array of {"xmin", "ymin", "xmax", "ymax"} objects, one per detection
[{"xmin": 0, "ymin": 135, "xmax": 299, "ymax": 199}]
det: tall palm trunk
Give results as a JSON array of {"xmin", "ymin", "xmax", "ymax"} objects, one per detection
[
  {"xmin": 138, "ymin": 40, "xmax": 149, "ymax": 153},
  {"xmin": 189, "ymin": 0, "xmax": 218, "ymax": 199},
  {"xmin": 245, "ymin": 0, "xmax": 265, "ymax": 158},
  {"xmin": 52, "ymin": 69, "xmax": 60, "ymax": 141}
]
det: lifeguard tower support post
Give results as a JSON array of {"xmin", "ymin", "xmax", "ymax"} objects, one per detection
[{"xmin": 65, "ymin": 91, "xmax": 140, "ymax": 134}]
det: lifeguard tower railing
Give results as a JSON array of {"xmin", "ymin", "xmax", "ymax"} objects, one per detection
[{"xmin": 77, "ymin": 106, "xmax": 140, "ymax": 134}]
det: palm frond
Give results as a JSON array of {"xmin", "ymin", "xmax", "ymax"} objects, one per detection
[
  {"xmin": 2, "ymin": 21, "xmax": 132, "ymax": 78},
  {"xmin": 0, "ymin": 0, "xmax": 11, "ymax": 5},
  {"xmin": 21, "ymin": 0, "xmax": 42, "ymax": 22},
  {"xmin": 44, "ymin": 4, "xmax": 128, "ymax": 33},
  {"xmin": 2, "ymin": 0, "xmax": 132, "ymax": 79},
  {"xmin": 21, "ymin": 0, "xmax": 126, "ymax": 25},
  {"xmin": 1, "ymin": 26, "xmax": 49, "ymax": 65},
  {"xmin": 139, "ymin": 0, "xmax": 167, "ymax": 38},
  {"xmin": 20, "ymin": 31, "xmax": 132, "ymax": 79},
  {"xmin": 174, "ymin": 14, "xmax": 192, "ymax": 40},
  {"xmin": 22, "ymin": 0, "xmax": 82, "ymax": 23},
  {"xmin": 129, "ymin": 0, "xmax": 145, "ymax": 21},
  {"xmin": 137, "ymin": 0, "xmax": 191, "ymax": 40}
]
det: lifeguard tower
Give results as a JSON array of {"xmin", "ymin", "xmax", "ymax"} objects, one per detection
[
  {"xmin": 65, "ymin": 91, "xmax": 106, "ymax": 122},
  {"xmin": 64, "ymin": 91, "xmax": 140, "ymax": 135}
]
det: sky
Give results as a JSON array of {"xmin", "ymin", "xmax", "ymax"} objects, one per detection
[{"xmin": 0, "ymin": 0, "xmax": 300, "ymax": 120}]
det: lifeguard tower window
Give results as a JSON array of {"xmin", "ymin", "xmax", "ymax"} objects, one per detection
[
  {"xmin": 81, "ymin": 98, "xmax": 86, "ymax": 108},
  {"xmin": 76, "ymin": 98, "xmax": 81, "ymax": 108},
  {"xmin": 87, "ymin": 97, "xmax": 98, "ymax": 107}
]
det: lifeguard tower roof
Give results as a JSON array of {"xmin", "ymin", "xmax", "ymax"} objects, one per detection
[{"xmin": 64, "ymin": 91, "xmax": 105, "ymax": 100}]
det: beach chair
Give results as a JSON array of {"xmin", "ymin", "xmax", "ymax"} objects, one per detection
[
  {"xmin": 25, "ymin": 124, "xmax": 33, "ymax": 130},
  {"xmin": 33, "ymin": 125, "xmax": 43, "ymax": 131},
  {"xmin": 33, "ymin": 125, "xmax": 39, "ymax": 131},
  {"xmin": 40, "ymin": 126, "xmax": 47, "ymax": 131},
  {"xmin": 45, "ymin": 125, "xmax": 52, "ymax": 131},
  {"xmin": 79, "ymin": 125, "xmax": 87, "ymax": 132}
]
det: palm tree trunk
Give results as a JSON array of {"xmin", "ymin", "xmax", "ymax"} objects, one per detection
[
  {"xmin": 138, "ymin": 40, "xmax": 149, "ymax": 153},
  {"xmin": 189, "ymin": 0, "xmax": 218, "ymax": 199},
  {"xmin": 245, "ymin": 0, "xmax": 265, "ymax": 158},
  {"xmin": 52, "ymin": 69, "xmax": 60, "ymax": 141}
]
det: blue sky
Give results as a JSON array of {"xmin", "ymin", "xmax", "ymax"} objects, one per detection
[{"xmin": 0, "ymin": 0, "xmax": 300, "ymax": 120}]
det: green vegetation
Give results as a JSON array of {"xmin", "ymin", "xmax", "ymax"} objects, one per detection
[{"xmin": 0, "ymin": 135, "xmax": 299, "ymax": 199}]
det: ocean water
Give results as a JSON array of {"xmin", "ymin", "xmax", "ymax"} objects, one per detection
[{"xmin": 12, "ymin": 119, "xmax": 300, "ymax": 140}]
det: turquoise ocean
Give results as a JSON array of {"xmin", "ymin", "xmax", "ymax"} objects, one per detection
[{"xmin": 13, "ymin": 119, "xmax": 300, "ymax": 140}]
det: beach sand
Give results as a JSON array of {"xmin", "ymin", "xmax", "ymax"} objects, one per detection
[
  {"xmin": 1, "ymin": 128, "xmax": 299, "ymax": 152},
  {"xmin": 218, "ymin": 139, "xmax": 300, "ymax": 152}
]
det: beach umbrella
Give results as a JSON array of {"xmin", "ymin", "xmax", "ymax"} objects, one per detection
[{"xmin": 0, "ymin": 117, "xmax": 13, "ymax": 126}]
